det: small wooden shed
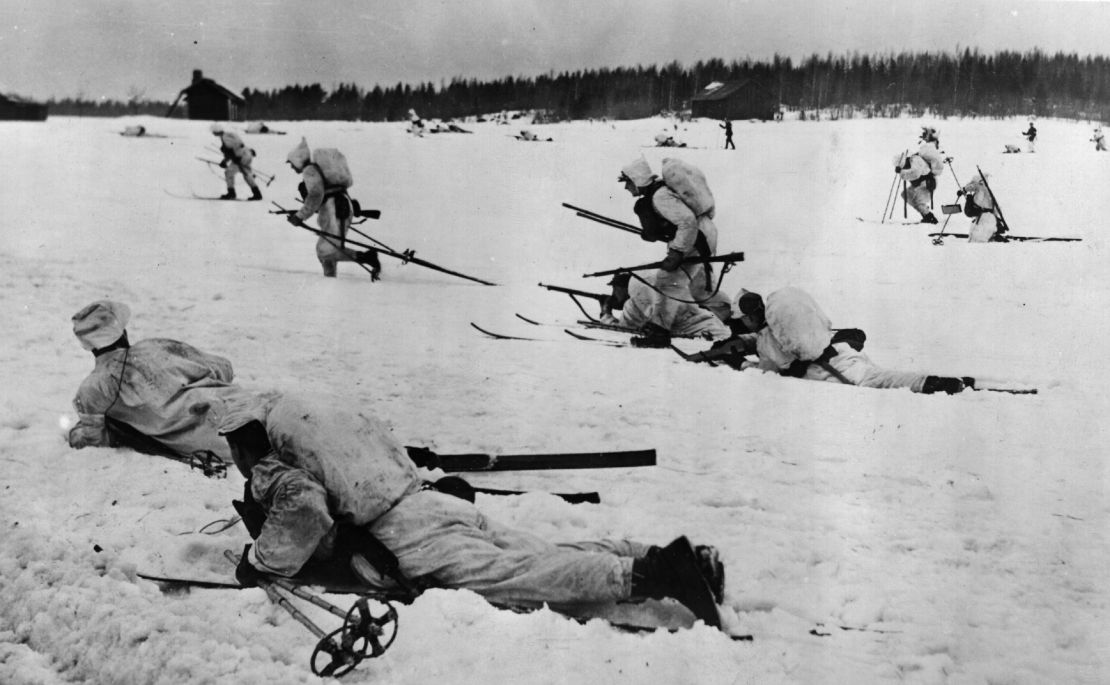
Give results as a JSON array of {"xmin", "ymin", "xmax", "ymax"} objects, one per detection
[
  {"xmin": 168, "ymin": 70, "xmax": 245, "ymax": 121},
  {"xmin": 0, "ymin": 93, "xmax": 48, "ymax": 121},
  {"xmin": 690, "ymin": 80, "xmax": 778, "ymax": 121}
]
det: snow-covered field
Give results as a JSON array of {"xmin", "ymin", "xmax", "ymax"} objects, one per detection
[{"xmin": 2, "ymin": 112, "xmax": 1108, "ymax": 684}]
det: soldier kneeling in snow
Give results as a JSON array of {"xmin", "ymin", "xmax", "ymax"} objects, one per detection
[
  {"xmin": 957, "ymin": 171, "xmax": 1008, "ymax": 243},
  {"xmin": 197, "ymin": 387, "xmax": 726, "ymax": 627},
  {"xmin": 688, "ymin": 287, "xmax": 971, "ymax": 395},
  {"xmin": 601, "ymin": 272, "xmax": 730, "ymax": 340},
  {"xmin": 67, "ymin": 300, "xmax": 240, "ymax": 468},
  {"xmin": 619, "ymin": 156, "xmax": 733, "ymax": 348},
  {"xmin": 893, "ymin": 148, "xmax": 941, "ymax": 224}
]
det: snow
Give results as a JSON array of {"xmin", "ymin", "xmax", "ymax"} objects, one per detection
[{"xmin": 2, "ymin": 113, "xmax": 1109, "ymax": 684}]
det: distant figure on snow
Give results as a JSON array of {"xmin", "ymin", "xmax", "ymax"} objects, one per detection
[
  {"xmin": 244, "ymin": 122, "xmax": 284, "ymax": 135},
  {"xmin": 653, "ymin": 132, "xmax": 686, "ymax": 148},
  {"xmin": 517, "ymin": 128, "xmax": 551, "ymax": 142},
  {"xmin": 958, "ymin": 171, "xmax": 1008, "ymax": 243},
  {"xmin": 121, "ymin": 125, "xmax": 147, "ymax": 137},
  {"xmin": 285, "ymin": 137, "xmax": 381, "ymax": 279},
  {"xmin": 197, "ymin": 386, "xmax": 727, "ymax": 628},
  {"xmin": 1091, "ymin": 127, "xmax": 1106, "ymax": 152},
  {"xmin": 618, "ymin": 156, "xmax": 733, "ymax": 348},
  {"xmin": 720, "ymin": 120, "xmax": 734, "ymax": 150},
  {"xmin": 1003, "ymin": 144, "xmax": 1023, "ymax": 154},
  {"xmin": 919, "ymin": 126, "xmax": 940, "ymax": 149},
  {"xmin": 211, "ymin": 123, "xmax": 263, "ymax": 201},
  {"xmin": 408, "ymin": 109, "xmax": 426, "ymax": 137},
  {"xmin": 67, "ymin": 300, "xmax": 240, "ymax": 465},
  {"xmin": 600, "ymin": 272, "xmax": 730, "ymax": 340},
  {"xmin": 1022, "ymin": 122, "xmax": 1037, "ymax": 153},
  {"xmin": 686, "ymin": 287, "xmax": 972, "ymax": 394}
]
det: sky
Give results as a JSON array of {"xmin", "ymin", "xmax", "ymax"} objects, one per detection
[{"xmin": 2, "ymin": 0, "xmax": 1110, "ymax": 101}]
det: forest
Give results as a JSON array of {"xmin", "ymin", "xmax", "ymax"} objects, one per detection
[{"xmin": 43, "ymin": 49, "xmax": 1110, "ymax": 123}]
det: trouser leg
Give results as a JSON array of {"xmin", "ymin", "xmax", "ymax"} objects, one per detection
[{"xmin": 369, "ymin": 491, "xmax": 633, "ymax": 606}]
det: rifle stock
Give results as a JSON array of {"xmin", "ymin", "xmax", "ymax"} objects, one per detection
[{"xmin": 583, "ymin": 251, "xmax": 745, "ymax": 278}]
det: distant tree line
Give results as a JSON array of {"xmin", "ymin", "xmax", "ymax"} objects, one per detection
[{"xmin": 44, "ymin": 49, "xmax": 1110, "ymax": 123}]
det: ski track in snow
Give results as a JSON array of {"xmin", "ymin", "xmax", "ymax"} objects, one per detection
[{"xmin": 1, "ymin": 115, "xmax": 1109, "ymax": 684}]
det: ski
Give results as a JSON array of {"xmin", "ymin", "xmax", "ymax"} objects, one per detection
[
  {"xmin": 405, "ymin": 446, "xmax": 657, "ymax": 472},
  {"xmin": 163, "ymin": 189, "xmax": 252, "ymax": 202},
  {"xmin": 138, "ymin": 569, "xmax": 748, "ymax": 640},
  {"xmin": 563, "ymin": 329, "xmax": 628, "ymax": 347},
  {"xmin": 855, "ymin": 217, "xmax": 928, "ymax": 227},
  {"xmin": 469, "ymin": 323, "xmax": 544, "ymax": 341},
  {"xmin": 967, "ymin": 379, "xmax": 1038, "ymax": 395},
  {"xmin": 927, "ymin": 232, "xmax": 1081, "ymax": 243}
]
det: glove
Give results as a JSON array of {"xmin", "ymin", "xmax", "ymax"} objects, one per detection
[
  {"xmin": 235, "ymin": 544, "xmax": 263, "ymax": 587},
  {"xmin": 218, "ymin": 159, "xmax": 228, "ymax": 169},
  {"xmin": 660, "ymin": 249, "xmax": 684, "ymax": 272},
  {"xmin": 232, "ymin": 480, "xmax": 267, "ymax": 539},
  {"xmin": 286, "ymin": 213, "xmax": 304, "ymax": 227},
  {"xmin": 956, "ymin": 189, "xmax": 965, "ymax": 197}
]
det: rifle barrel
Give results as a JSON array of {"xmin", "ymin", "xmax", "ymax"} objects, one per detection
[
  {"xmin": 583, "ymin": 251, "xmax": 744, "ymax": 278},
  {"xmin": 538, "ymin": 283, "xmax": 608, "ymax": 302}
]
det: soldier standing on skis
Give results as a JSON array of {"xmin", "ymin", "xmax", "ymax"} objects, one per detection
[
  {"xmin": 193, "ymin": 387, "xmax": 727, "ymax": 627},
  {"xmin": 1092, "ymin": 127, "xmax": 1106, "ymax": 151},
  {"xmin": 618, "ymin": 156, "xmax": 733, "ymax": 348},
  {"xmin": 893, "ymin": 149, "xmax": 940, "ymax": 224},
  {"xmin": 687, "ymin": 287, "xmax": 971, "ymax": 394},
  {"xmin": 211, "ymin": 124, "xmax": 263, "ymax": 201},
  {"xmin": 67, "ymin": 300, "xmax": 240, "ymax": 463},
  {"xmin": 958, "ymin": 171, "xmax": 1008, "ymax": 243},
  {"xmin": 285, "ymin": 137, "xmax": 381, "ymax": 279}
]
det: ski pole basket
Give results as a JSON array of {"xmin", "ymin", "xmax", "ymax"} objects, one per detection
[{"xmin": 222, "ymin": 550, "xmax": 399, "ymax": 678}]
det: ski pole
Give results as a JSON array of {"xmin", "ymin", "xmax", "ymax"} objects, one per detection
[{"xmin": 881, "ymin": 171, "xmax": 899, "ymax": 223}]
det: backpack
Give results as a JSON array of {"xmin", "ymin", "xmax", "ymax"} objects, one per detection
[{"xmin": 660, "ymin": 158, "xmax": 715, "ymax": 218}]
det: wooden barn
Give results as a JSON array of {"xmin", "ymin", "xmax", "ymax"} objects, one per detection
[
  {"xmin": 0, "ymin": 93, "xmax": 48, "ymax": 121},
  {"xmin": 167, "ymin": 70, "xmax": 244, "ymax": 121},
  {"xmin": 690, "ymin": 80, "xmax": 778, "ymax": 122}
]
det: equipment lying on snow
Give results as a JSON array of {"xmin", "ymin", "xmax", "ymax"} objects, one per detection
[{"xmin": 404, "ymin": 446, "xmax": 656, "ymax": 471}]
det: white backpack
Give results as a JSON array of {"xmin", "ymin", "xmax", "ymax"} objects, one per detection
[{"xmin": 661, "ymin": 158, "xmax": 715, "ymax": 219}]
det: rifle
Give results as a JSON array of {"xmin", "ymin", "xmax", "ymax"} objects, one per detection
[
  {"xmin": 975, "ymin": 165, "xmax": 1012, "ymax": 235},
  {"xmin": 561, "ymin": 203, "xmax": 642, "ymax": 235},
  {"xmin": 104, "ymin": 416, "xmax": 229, "ymax": 478},
  {"xmin": 583, "ymin": 251, "xmax": 745, "ymax": 278},
  {"xmin": 538, "ymin": 283, "xmax": 609, "ymax": 303},
  {"xmin": 272, "ymin": 204, "xmax": 497, "ymax": 286},
  {"xmin": 405, "ymin": 446, "xmax": 656, "ymax": 472}
]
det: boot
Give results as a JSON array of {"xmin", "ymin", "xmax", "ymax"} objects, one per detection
[
  {"xmin": 921, "ymin": 375, "xmax": 966, "ymax": 395},
  {"xmin": 630, "ymin": 323, "xmax": 672, "ymax": 349},
  {"xmin": 631, "ymin": 536, "xmax": 721, "ymax": 627},
  {"xmin": 219, "ymin": 188, "xmax": 237, "ymax": 200},
  {"xmin": 694, "ymin": 544, "xmax": 725, "ymax": 604},
  {"xmin": 356, "ymin": 250, "xmax": 382, "ymax": 281},
  {"xmin": 249, "ymin": 187, "xmax": 263, "ymax": 201},
  {"xmin": 321, "ymin": 260, "xmax": 337, "ymax": 278},
  {"xmin": 920, "ymin": 213, "xmax": 938, "ymax": 224}
]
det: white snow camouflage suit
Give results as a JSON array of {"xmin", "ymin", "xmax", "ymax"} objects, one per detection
[
  {"xmin": 644, "ymin": 158, "xmax": 733, "ymax": 328},
  {"xmin": 746, "ymin": 287, "xmax": 929, "ymax": 392},
  {"xmin": 203, "ymin": 389, "xmax": 650, "ymax": 606},
  {"xmin": 69, "ymin": 338, "xmax": 238, "ymax": 460}
]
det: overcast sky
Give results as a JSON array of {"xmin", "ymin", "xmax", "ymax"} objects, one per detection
[{"xmin": 2, "ymin": 0, "xmax": 1109, "ymax": 101}]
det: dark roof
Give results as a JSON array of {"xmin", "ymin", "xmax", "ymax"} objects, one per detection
[
  {"xmin": 691, "ymin": 80, "xmax": 764, "ymax": 102},
  {"xmin": 180, "ymin": 77, "xmax": 244, "ymax": 104}
]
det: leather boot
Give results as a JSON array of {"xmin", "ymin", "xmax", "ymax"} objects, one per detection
[{"xmin": 631, "ymin": 536, "xmax": 721, "ymax": 627}]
